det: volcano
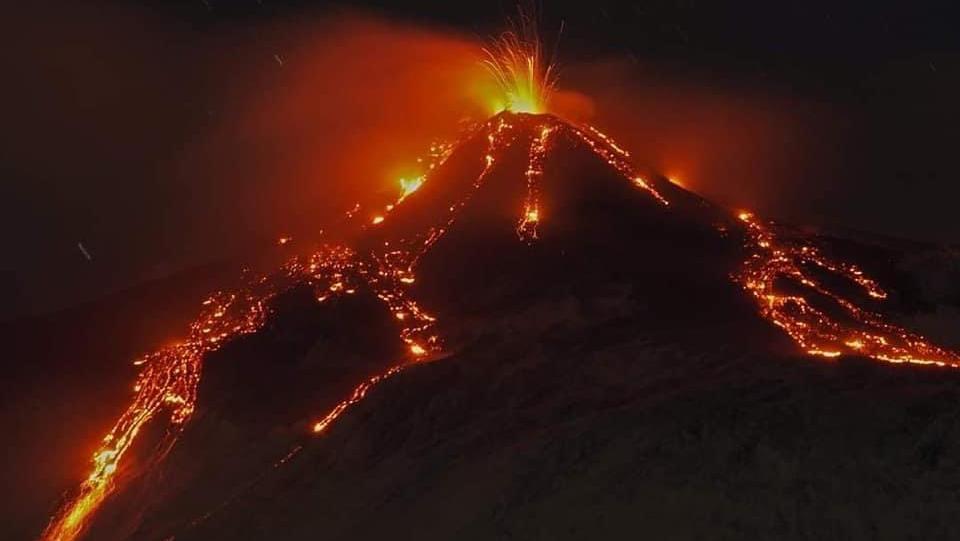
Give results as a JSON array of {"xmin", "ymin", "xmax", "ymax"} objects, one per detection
[{"xmin": 27, "ymin": 111, "xmax": 960, "ymax": 541}]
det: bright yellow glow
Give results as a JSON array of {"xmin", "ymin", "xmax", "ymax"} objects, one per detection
[
  {"xmin": 372, "ymin": 215, "xmax": 385, "ymax": 225},
  {"xmin": 399, "ymin": 176, "xmax": 424, "ymax": 201},
  {"xmin": 846, "ymin": 339, "xmax": 865, "ymax": 350},
  {"xmin": 482, "ymin": 12, "xmax": 556, "ymax": 114}
]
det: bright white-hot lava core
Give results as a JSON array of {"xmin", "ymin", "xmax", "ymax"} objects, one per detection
[{"xmin": 39, "ymin": 21, "xmax": 960, "ymax": 541}]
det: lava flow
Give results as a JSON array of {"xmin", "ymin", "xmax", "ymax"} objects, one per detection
[
  {"xmin": 39, "ymin": 213, "xmax": 444, "ymax": 539},
  {"xmin": 40, "ymin": 17, "xmax": 960, "ymax": 541},
  {"xmin": 517, "ymin": 124, "xmax": 553, "ymax": 241},
  {"xmin": 735, "ymin": 212, "xmax": 960, "ymax": 366}
]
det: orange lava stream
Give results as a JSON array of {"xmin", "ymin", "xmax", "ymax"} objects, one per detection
[
  {"xmin": 39, "ymin": 240, "xmax": 439, "ymax": 540},
  {"xmin": 568, "ymin": 124, "xmax": 670, "ymax": 206},
  {"xmin": 311, "ymin": 364, "xmax": 406, "ymax": 434},
  {"xmin": 408, "ymin": 115, "xmax": 517, "ymax": 261},
  {"xmin": 38, "ymin": 288, "xmax": 268, "ymax": 541},
  {"xmin": 517, "ymin": 124, "xmax": 554, "ymax": 242},
  {"xmin": 735, "ymin": 212, "xmax": 960, "ymax": 366},
  {"xmin": 39, "ymin": 245, "xmax": 355, "ymax": 541}
]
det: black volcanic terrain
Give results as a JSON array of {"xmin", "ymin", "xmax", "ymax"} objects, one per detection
[{"xmin": 8, "ymin": 113, "xmax": 960, "ymax": 540}]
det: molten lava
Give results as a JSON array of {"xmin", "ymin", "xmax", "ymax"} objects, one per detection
[
  {"xmin": 517, "ymin": 124, "xmax": 553, "ymax": 242},
  {"xmin": 735, "ymin": 212, "xmax": 960, "ymax": 366}
]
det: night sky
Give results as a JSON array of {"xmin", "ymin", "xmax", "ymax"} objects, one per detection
[{"xmin": 3, "ymin": 0, "xmax": 959, "ymax": 319}]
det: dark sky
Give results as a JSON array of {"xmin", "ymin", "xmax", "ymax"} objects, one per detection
[{"xmin": 2, "ymin": 0, "xmax": 959, "ymax": 319}]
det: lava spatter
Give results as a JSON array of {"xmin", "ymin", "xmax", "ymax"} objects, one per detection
[{"xmin": 481, "ymin": 9, "xmax": 556, "ymax": 114}]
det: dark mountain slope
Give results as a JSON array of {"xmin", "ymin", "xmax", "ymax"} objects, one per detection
[{"xmin": 167, "ymin": 286, "xmax": 960, "ymax": 540}]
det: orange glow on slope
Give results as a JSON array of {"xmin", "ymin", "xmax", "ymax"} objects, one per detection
[
  {"xmin": 312, "ymin": 365, "xmax": 406, "ymax": 434},
  {"xmin": 735, "ymin": 212, "xmax": 960, "ymax": 366},
  {"xmin": 482, "ymin": 11, "xmax": 556, "ymax": 114},
  {"xmin": 370, "ymin": 142, "xmax": 457, "ymax": 228}
]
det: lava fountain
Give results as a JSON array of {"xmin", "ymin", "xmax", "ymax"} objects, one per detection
[{"xmin": 481, "ymin": 8, "xmax": 557, "ymax": 114}]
